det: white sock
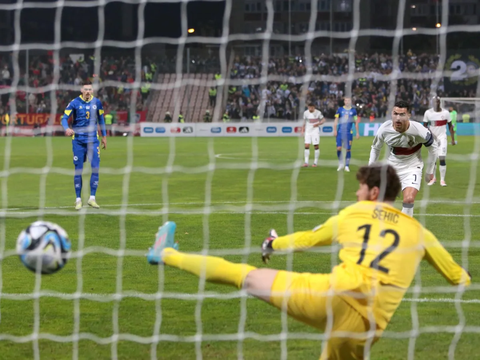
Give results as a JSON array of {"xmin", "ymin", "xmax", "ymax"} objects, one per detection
[
  {"xmin": 76, "ymin": 197, "xmax": 81, "ymax": 203},
  {"xmin": 440, "ymin": 165, "xmax": 446, "ymax": 181},
  {"xmin": 314, "ymin": 149, "xmax": 319, "ymax": 164},
  {"xmin": 402, "ymin": 203, "xmax": 414, "ymax": 217},
  {"xmin": 304, "ymin": 149, "xmax": 310, "ymax": 164},
  {"xmin": 89, "ymin": 196, "xmax": 95, "ymax": 201}
]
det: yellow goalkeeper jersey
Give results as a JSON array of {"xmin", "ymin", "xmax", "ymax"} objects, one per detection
[{"xmin": 272, "ymin": 201, "xmax": 471, "ymax": 330}]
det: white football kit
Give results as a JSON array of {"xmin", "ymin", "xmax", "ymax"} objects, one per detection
[
  {"xmin": 369, "ymin": 120, "xmax": 437, "ymax": 191},
  {"xmin": 303, "ymin": 109, "xmax": 324, "ymax": 145},
  {"xmin": 423, "ymin": 108, "xmax": 451, "ymax": 157}
]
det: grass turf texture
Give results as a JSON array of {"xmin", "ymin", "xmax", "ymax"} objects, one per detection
[{"xmin": 0, "ymin": 136, "xmax": 479, "ymax": 360}]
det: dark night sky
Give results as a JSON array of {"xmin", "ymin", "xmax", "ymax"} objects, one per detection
[{"xmin": 0, "ymin": 0, "xmax": 226, "ymax": 44}]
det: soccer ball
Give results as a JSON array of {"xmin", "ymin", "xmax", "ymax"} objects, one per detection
[{"xmin": 16, "ymin": 221, "xmax": 71, "ymax": 274}]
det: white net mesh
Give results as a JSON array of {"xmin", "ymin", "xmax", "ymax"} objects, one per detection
[{"xmin": 1, "ymin": 0, "xmax": 480, "ymax": 359}]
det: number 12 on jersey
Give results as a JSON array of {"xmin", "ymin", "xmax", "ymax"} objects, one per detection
[{"xmin": 356, "ymin": 224, "xmax": 400, "ymax": 273}]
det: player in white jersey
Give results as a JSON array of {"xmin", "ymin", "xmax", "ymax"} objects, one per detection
[
  {"xmin": 423, "ymin": 96, "xmax": 456, "ymax": 187},
  {"xmin": 369, "ymin": 100, "xmax": 437, "ymax": 217},
  {"xmin": 302, "ymin": 103, "xmax": 325, "ymax": 167}
]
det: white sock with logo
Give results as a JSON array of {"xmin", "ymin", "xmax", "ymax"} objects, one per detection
[
  {"xmin": 402, "ymin": 203, "xmax": 414, "ymax": 217},
  {"xmin": 440, "ymin": 165, "xmax": 446, "ymax": 181},
  {"xmin": 304, "ymin": 149, "xmax": 310, "ymax": 164},
  {"xmin": 314, "ymin": 149, "xmax": 319, "ymax": 165},
  {"xmin": 76, "ymin": 197, "xmax": 81, "ymax": 203}
]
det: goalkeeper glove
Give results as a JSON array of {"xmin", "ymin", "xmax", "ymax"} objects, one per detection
[{"xmin": 261, "ymin": 229, "xmax": 278, "ymax": 264}]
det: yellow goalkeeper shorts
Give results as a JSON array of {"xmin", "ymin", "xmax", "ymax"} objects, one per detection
[{"xmin": 269, "ymin": 270, "xmax": 380, "ymax": 360}]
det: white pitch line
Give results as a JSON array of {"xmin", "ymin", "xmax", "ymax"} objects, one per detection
[
  {"xmin": 1, "ymin": 291, "xmax": 478, "ymax": 304},
  {"xmin": 215, "ymin": 154, "xmax": 271, "ymax": 161},
  {"xmin": 2, "ymin": 209, "xmax": 480, "ymax": 217},
  {"xmin": 403, "ymin": 298, "xmax": 480, "ymax": 304},
  {"xmin": 3, "ymin": 199, "xmax": 480, "ymax": 212}
]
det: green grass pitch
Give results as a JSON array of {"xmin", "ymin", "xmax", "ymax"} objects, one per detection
[{"xmin": 0, "ymin": 135, "xmax": 479, "ymax": 359}]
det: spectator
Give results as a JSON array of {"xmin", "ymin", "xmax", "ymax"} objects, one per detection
[
  {"xmin": 178, "ymin": 111, "xmax": 185, "ymax": 123},
  {"xmin": 2, "ymin": 65, "xmax": 11, "ymax": 85},
  {"xmin": 203, "ymin": 110, "xmax": 212, "ymax": 122},
  {"xmin": 164, "ymin": 111, "xmax": 172, "ymax": 123}
]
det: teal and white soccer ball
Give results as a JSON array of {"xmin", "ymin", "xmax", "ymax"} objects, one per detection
[{"xmin": 16, "ymin": 221, "xmax": 71, "ymax": 274}]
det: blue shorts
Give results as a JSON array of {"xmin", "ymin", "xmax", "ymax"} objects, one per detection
[
  {"xmin": 336, "ymin": 134, "xmax": 353, "ymax": 150},
  {"xmin": 72, "ymin": 137, "xmax": 100, "ymax": 168}
]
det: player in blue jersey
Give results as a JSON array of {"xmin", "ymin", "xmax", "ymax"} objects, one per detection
[
  {"xmin": 334, "ymin": 97, "xmax": 359, "ymax": 172},
  {"xmin": 61, "ymin": 81, "xmax": 107, "ymax": 210}
]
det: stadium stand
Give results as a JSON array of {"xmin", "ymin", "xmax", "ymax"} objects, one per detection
[
  {"xmin": 225, "ymin": 53, "xmax": 479, "ymax": 122},
  {"xmin": 0, "ymin": 53, "xmax": 157, "ymax": 123},
  {"xmin": 1, "ymin": 52, "xmax": 478, "ymax": 124}
]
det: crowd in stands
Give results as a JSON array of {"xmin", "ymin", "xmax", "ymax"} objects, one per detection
[
  {"xmin": 2, "ymin": 51, "xmax": 478, "ymax": 124},
  {"xmin": 0, "ymin": 53, "xmax": 158, "ymax": 121},
  {"xmin": 225, "ymin": 52, "xmax": 478, "ymax": 121}
]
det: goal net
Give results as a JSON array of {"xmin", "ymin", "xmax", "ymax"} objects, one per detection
[{"xmin": 0, "ymin": 0, "xmax": 479, "ymax": 359}]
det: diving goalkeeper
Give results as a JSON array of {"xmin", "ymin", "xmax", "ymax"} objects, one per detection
[{"xmin": 149, "ymin": 164, "xmax": 471, "ymax": 360}]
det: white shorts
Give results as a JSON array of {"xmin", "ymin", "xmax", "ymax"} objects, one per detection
[
  {"xmin": 304, "ymin": 131, "xmax": 319, "ymax": 145},
  {"xmin": 436, "ymin": 137, "xmax": 447, "ymax": 157},
  {"xmin": 397, "ymin": 167, "xmax": 423, "ymax": 191}
]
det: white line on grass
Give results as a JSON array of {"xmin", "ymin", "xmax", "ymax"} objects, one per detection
[
  {"xmin": 3, "ymin": 210, "xmax": 480, "ymax": 217},
  {"xmin": 2, "ymin": 208, "xmax": 480, "ymax": 217},
  {"xmin": 215, "ymin": 154, "xmax": 272, "ymax": 161},
  {"xmin": 1, "ymin": 291, "xmax": 478, "ymax": 304},
  {"xmin": 403, "ymin": 298, "xmax": 480, "ymax": 304},
  {"xmin": 4, "ymin": 199, "xmax": 480, "ymax": 212}
]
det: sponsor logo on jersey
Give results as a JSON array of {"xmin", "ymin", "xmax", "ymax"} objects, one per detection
[
  {"xmin": 227, "ymin": 127, "xmax": 236, "ymax": 133},
  {"xmin": 266, "ymin": 127, "xmax": 277, "ymax": 133},
  {"xmin": 282, "ymin": 127, "xmax": 292, "ymax": 133},
  {"xmin": 143, "ymin": 127, "xmax": 154, "ymax": 133},
  {"xmin": 294, "ymin": 127, "xmax": 303, "ymax": 133},
  {"xmin": 86, "ymin": 106, "xmax": 90, "ymax": 110},
  {"xmin": 183, "ymin": 126, "xmax": 193, "ymax": 133},
  {"xmin": 239, "ymin": 126, "xmax": 249, "ymax": 133},
  {"xmin": 211, "ymin": 127, "xmax": 221, "ymax": 133},
  {"xmin": 322, "ymin": 126, "xmax": 333, "ymax": 133},
  {"xmin": 170, "ymin": 127, "xmax": 181, "ymax": 133},
  {"xmin": 155, "ymin": 127, "xmax": 166, "ymax": 133}
]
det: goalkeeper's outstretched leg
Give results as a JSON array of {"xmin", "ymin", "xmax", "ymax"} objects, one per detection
[
  {"xmin": 152, "ymin": 223, "xmax": 376, "ymax": 360},
  {"xmin": 159, "ymin": 247, "xmax": 375, "ymax": 360}
]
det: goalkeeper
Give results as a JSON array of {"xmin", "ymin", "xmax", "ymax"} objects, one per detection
[
  {"xmin": 61, "ymin": 81, "xmax": 107, "ymax": 210},
  {"xmin": 153, "ymin": 164, "xmax": 471, "ymax": 360}
]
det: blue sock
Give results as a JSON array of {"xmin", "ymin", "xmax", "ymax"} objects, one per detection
[
  {"xmin": 337, "ymin": 150, "xmax": 341, "ymax": 160},
  {"xmin": 74, "ymin": 164, "xmax": 83, "ymax": 198},
  {"xmin": 346, "ymin": 151, "xmax": 351, "ymax": 166},
  {"xmin": 90, "ymin": 169, "xmax": 99, "ymax": 196}
]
